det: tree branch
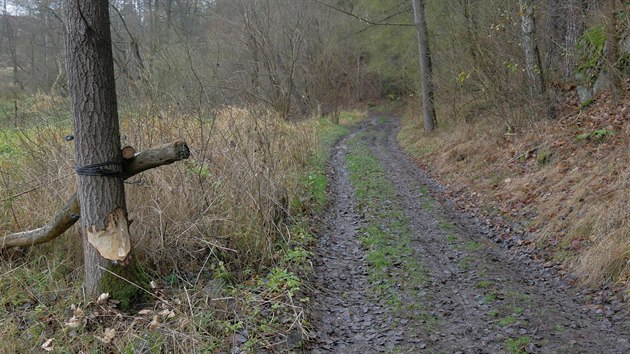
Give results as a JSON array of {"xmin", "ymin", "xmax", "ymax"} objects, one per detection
[{"xmin": 1, "ymin": 141, "xmax": 190, "ymax": 249}]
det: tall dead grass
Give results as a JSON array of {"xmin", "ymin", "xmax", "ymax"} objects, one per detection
[
  {"xmin": 576, "ymin": 152, "xmax": 630, "ymax": 286},
  {"xmin": 1, "ymin": 95, "xmax": 345, "ymax": 351},
  {"xmin": 124, "ymin": 106, "xmax": 316, "ymax": 275},
  {"xmin": 1, "ymin": 100, "xmax": 316, "ymax": 277}
]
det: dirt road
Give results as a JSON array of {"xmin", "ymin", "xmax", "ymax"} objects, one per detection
[{"xmin": 308, "ymin": 114, "xmax": 629, "ymax": 353}]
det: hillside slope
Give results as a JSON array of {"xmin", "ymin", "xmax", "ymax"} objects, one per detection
[{"xmin": 399, "ymin": 87, "xmax": 629, "ymax": 297}]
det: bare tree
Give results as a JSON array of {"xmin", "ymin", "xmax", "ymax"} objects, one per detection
[
  {"xmin": 412, "ymin": 0, "xmax": 436, "ymax": 132},
  {"xmin": 518, "ymin": 0, "xmax": 553, "ymax": 119},
  {"xmin": 2, "ymin": 0, "xmax": 23, "ymax": 89},
  {"xmin": 564, "ymin": 0, "xmax": 587, "ymax": 79}
]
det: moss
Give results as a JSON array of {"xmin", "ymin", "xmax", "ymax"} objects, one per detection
[
  {"xmin": 576, "ymin": 25, "xmax": 606, "ymax": 84},
  {"xmin": 102, "ymin": 258, "xmax": 151, "ymax": 311}
]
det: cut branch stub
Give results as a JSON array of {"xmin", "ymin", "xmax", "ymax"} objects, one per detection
[
  {"xmin": 121, "ymin": 146, "xmax": 136, "ymax": 160},
  {"xmin": 0, "ymin": 141, "xmax": 190, "ymax": 249},
  {"xmin": 122, "ymin": 141, "xmax": 190, "ymax": 178}
]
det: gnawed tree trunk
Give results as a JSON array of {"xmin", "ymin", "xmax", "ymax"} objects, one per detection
[
  {"xmin": 518, "ymin": 0, "xmax": 554, "ymax": 119},
  {"xmin": 0, "ymin": 142, "xmax": 190, "ymax": 249},
  {"xmin": 64, "ymin": 0, "xmax": 132, "ymax": 301},
  {"xmin": 412, "ymin": 0, "xmax": 437, "ymax": 133}
]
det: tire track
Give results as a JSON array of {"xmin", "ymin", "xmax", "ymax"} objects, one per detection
[{"xmin": 309, "ymin": 114, "xmax": 630, "ymax": 353}]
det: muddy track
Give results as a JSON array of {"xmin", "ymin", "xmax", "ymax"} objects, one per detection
[{"xmin": 308, "ymin": 114, "xmax": 630, "ymax": 353}]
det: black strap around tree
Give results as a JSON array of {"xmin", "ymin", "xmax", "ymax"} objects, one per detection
[{"xmin": 76, "ymin": 160, "xmax": 124, "ymax": 178}]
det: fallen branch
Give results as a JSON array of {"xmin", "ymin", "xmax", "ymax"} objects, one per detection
[{"xmin": 1, "ymin": 141, "xmax": 190, "ymax": 249}]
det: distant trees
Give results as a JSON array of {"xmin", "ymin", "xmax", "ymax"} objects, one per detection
[
  {"xmin": 0, "ymin": 0, "xmax": 625, "ymax": 121},
  {"xmin": 231, "ymin": 0, "xmax": 310, "ymax": 118},
  {"xmin": 2, "ymin": 0, "xmax": 21, "ymax": 89},
  {"xmin": 0, "ymin": 0, "xmax": 64, "ymax": 93}
]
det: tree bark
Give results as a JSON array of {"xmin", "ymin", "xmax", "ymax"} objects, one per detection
[
  {"xmin": 519, "ymin": 0, "xmax": 545, "ymax": 97},
  {"xmin": 518, "ymin": 0, "xmax": 553, "ymax": 119},
  {"xmin": 412, "ymin": 0, "xmax": 437, "ymax": 133},
  {"xmin": 0, "ymin": 141, "xmax": 190, "ymax": 249},
  {"xmin": 564, "ymin": 0, "xmax": 587, "ymax": 79},
  {"xmin": 606, "ymin": 0, "xmax": 622, "ymax": 102},
  {"xmin": 64, "ymin": 0, "xmax": 130, "ymax": 299}
]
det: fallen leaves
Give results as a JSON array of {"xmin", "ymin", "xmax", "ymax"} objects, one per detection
[
  {"xmin": 97, "ymin": 292, "xmax": 110, "ymax": 305},
  {"xmin": 41, "ymin": 338, "xmax": 54, "ymax": 352},
  {"xmin": 138, "ymin": 309, "xmax": 153, "ymax": 316},
  {"xmin": 158, "ymin": 308, "xmax": 176, "ymax": 319},
  {"xmin": 149, "ymin": 315, "xmax": 160, "ymax": 330},
  {"xmin": 64, "ymin": 305, "xmax": 86, "ymax": 329},
  {"xmin": 97, "ymin": 328, "xmax": 116, "ymax": 344}
]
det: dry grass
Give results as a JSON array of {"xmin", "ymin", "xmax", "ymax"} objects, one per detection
[
  {"xmin": 121, "ymin": 105, "xmax": 315, "ymax": 274},
  {"xmin": 2, "ymin": 103, "xmax": 314, "ymax": 273},
  {"xmin": 0, "ymin": 95, "xmax": 360, "ymax": 351},
  {"xmin": 399, "ymin": 88, "xmax": 630, "ymax": 292},
  {"xmin": 576, "ymin": 167, "xmax": 630, "ymax": 285}
]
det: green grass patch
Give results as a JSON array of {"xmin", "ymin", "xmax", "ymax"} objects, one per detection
[
  {"xmin": 464, "ymin": 240, "xmax": 482, "ymax": 251},
  {"xmin": 576, "ymin": 129, "xmax": 615, "ymax": 142},
  {"xmin": 505, "ymin": 336, "xmax": 531, "ymax": 354},
  {"xmin": 505, "ymin": 289, "xmax": 530, "ymax": 302},
  {"xmin": 510, "ymin": 306, "xmax": 524, "ymax": 316},
  {"xmin": 345, "ymin": 128, "xmax": 427, "ymax": 313},
  {"xmin": 475, "ymin": 280, "xmax": 494, "ymax": 289},
  {"xmin": 498, "ymin": 315, "xmax": 518, "ymax": 327},
  {"xmin": 306, "ymin": 172, "xmax": 328, "ymax": 209},
  {"xmin": 445, "ymin": 233, "xmax": 458, "ymax": 244},
  {"xmin": 438, "ymin": 217, "xmax": 456, "ymax": 230},
  {"xmin": 419, "ymin": 193, "xmax": 435, "ymax": 211},
  {"xmin": 484, "ymin": 293, "xmax": 498, "ymax": 303},
  {"xmin": 459, "ymin": 258, "xmax": 473, "ymax": 271}
]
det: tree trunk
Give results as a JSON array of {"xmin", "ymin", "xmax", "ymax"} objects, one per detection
[
  {"xmin": 518, "ymin": 0, "xmax": 553, "ymax": 119},
  {"xmin": 606, "ymin": 0, "xmax": 621, "ymax": 102},
  {"xmin": 411, "ymin": 0, "xmax": 437, "ymax": 133},
  {"xmin": 463, "ymin": 0, "xmax": 479, "ymax": 63},
  {"xmin": 64, "ymin": 0, "xmax": 133, "ymax": 300},
  {"xmin": 564, "ymin": 0, "xmax": 587, "ymax": 79}
]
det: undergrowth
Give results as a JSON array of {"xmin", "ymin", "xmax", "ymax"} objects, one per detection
[{"xmin": 0, "ymin": 93, "xmax": 365, "ymax": 352}]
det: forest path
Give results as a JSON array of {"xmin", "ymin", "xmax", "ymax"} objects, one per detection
[{"xmin": 308, "ymin": 113, "xmax": 629, "ymax": 353}]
